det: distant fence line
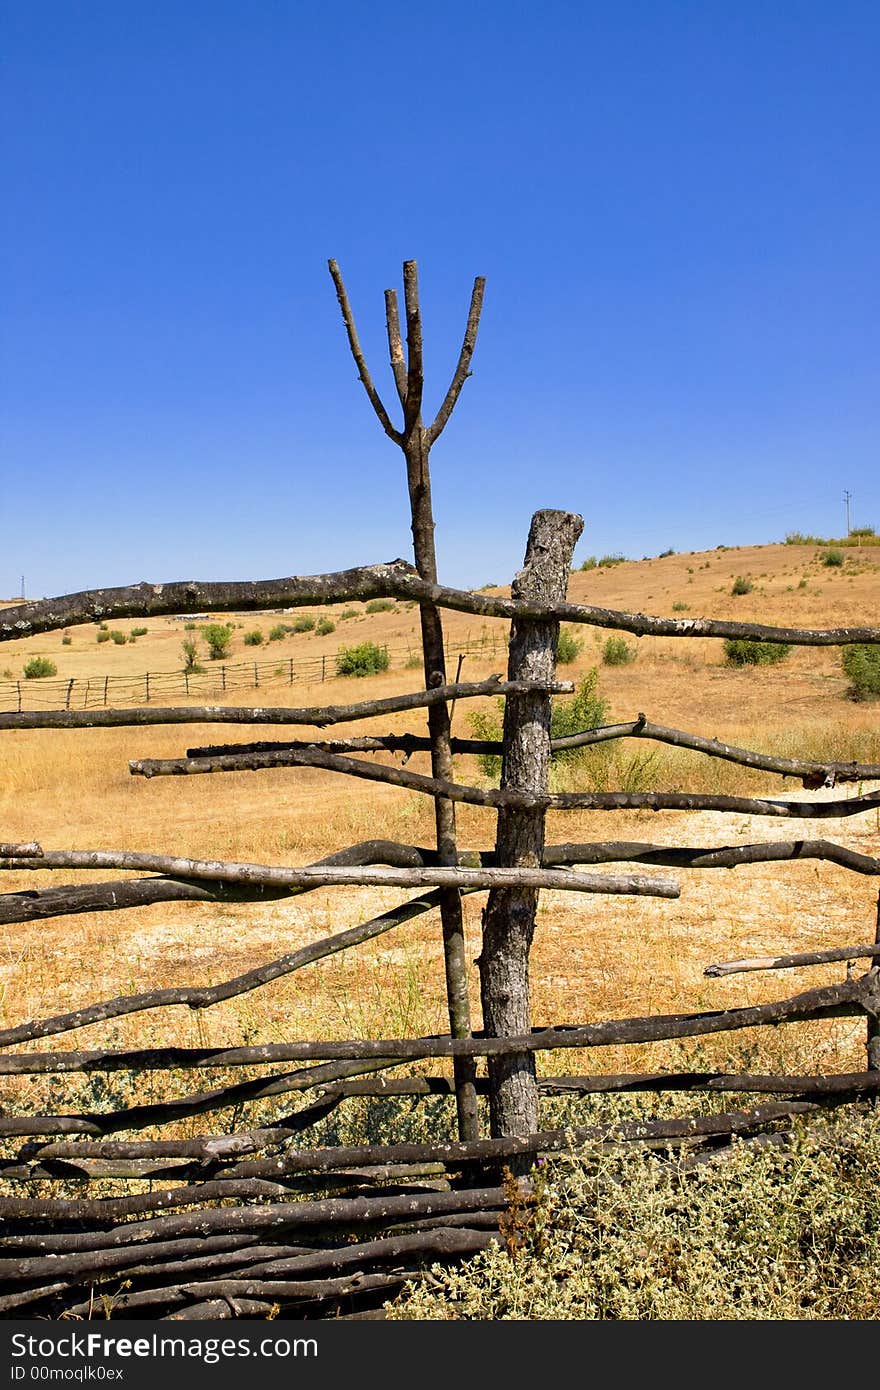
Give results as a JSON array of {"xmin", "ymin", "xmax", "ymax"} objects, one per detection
[{"xmin": 0, "ymin": 632, "xmax": 506, "ymax": 712}]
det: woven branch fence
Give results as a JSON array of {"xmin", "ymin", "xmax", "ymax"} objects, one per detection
[{"xmin": 2, "ymin": 260, "xmax": 880, "ymax": 1321}]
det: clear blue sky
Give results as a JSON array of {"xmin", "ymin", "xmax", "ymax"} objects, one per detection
[{"xmin": 2, "ymin": 1, "xmax": 878, "ymax": 597}]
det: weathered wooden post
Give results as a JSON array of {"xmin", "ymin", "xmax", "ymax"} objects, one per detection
[{"xmin": 479, "ymin": 509, "xmax": 584, "ymax": 1146}]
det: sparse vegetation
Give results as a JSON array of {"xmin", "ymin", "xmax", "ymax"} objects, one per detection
[
  {"xmin": 340, "ymin": 609, "xmax": 359, "ymax": 620},
  {"xmin": 243, "ymin": 629, "xmax": 264, "ymax": 646},
  {"xmin": 315, "ymin": 617, "xmax": 336, "ymax": 635},
  {"xmin": 731, "ymin": 575, "xmax": 753, "ymax": 595},
  {"xmin": 268, "ymin": 624, "xmax": 287, "ymax": 642},
  {"xmin": 23, "ymin": 656, "xmax": 57, "ymax": 679},
  {"xmin": 672, "ymin": 601, "xmax": 689, "ymax": 612},
  {"xmin": 202, "ymin": 622, "xmax": 234, "ymax": 660},
  {"xmin": 181, "ymin": 639, "xmax": 203, "ymax": 674},
  {"xmin": 468, "ymin": 670, "xmax": 608, "ymax": 780},
  {"xmin": 578, "ymin": 556, "xmax": 597, "ymax": 571},
  {"xmin": 110, "ymin": 631, "xmax": 127, "ymax": 645},
  {"xmin": 365, "ymin": 599, "xmax": 395, "ymax": 614},
  {"xmin": 841, "ymin": 644, "xmax": 880, "ymax": 701},
  {"xmin": 130, "ymin": 627, "xmax": 148, "ymax": 638},
  {"xmin": 822, "ymin": 548, "xmax": 844, "ymax": 567},
  {"xmin": 293, "ymin": 614, "xmax": 316, "ymax": 633},
  {"xmin": 61, "ymin": 634, "xmax": 72, "ymax": 645},
  {"xmin": 555, "ymin": 627, "xmax": 582, "ymax": 664},
  {"xmin": 597, "ymin": 553, "xmax": 626, "ymax": 567},
  {"xmin": 96, "ymin": 630, "xmax": 111, "ymax": 643},
  {"xmin": 335, "ymin": 641, "xmax": 390, "ymax": 678},
  {"xmin": 723, "ymin": 639, "xmax": 792, "ymax": 667},
  {"xmin": 602, "ymin": 636, "xmax": 635, "ymax": 666}
]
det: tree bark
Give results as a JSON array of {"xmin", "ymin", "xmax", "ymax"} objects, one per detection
[{"xmin": 479, "ymin": 510, "xmax": 584, "ymax": 1146}]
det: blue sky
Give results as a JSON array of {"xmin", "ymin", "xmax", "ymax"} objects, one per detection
[{"xmin": 2, "ymin": 1, "xmax": 878, "ymax": 597}]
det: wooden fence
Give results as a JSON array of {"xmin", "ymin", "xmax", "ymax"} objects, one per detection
[{"xmin": 1, "ymin": 260, "xmax": 879, "ymax": 1320}]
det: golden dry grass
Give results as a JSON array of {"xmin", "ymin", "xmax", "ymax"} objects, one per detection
[{"xmin": 1, "ymin": 540, "xmax": 879, "ymax": 1124}]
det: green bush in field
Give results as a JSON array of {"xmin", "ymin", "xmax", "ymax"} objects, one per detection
[
  {"xmin": 268, "ymin": 625, "xmax": 287, "ymax": 642},
  {"xmin": 468, "ymin": 669, "xmax": 608, "ymax": 780},
  {"xmin": 597, "ymin": 553, "xmax": 626, "ymax": 567},
  {"xmin": 822, "ymin": 548, "xmax": 844, "ymax": 567},
  {"xmin": 340, "ymin": 609, "xmax": 359, "ymax": 620},
  {"xmin": 203, "ymin": 623, "xmax": 234, "ymax": 660},
  {"xmin": 602, "ymin": 636, "xmax": 635, "ymax": 666},
  {"xmin": 555, "ymin": 627, "xmax": 582, "ymax": 664},
  {"xmin": 243, "ymin": 629, "xmax": 264, "ymax": 646},
  {"xmin": 293, "ymin": 614, "xmax": 316, "ymax": 633},
  {"xmin": 61, "ymin": 635, "xmax": 72, "ymax": 645},
  {"xmin": 316, "ymin": 617, "xmax": 336, "ymax": 635},
  {"xmin": 130, "ymin": 627, "xmax": 148, "ymax": 638},
  {"xmin": 365, "ymin": 598, "xmax": 395, "ymax": 614},
  {"xmin": 96, "ymin": 631, "xmax": 111, "ymax": 643},
  {"xmin": 731, "ymin": 575, "xmax": 753, "ymax": 595},
  {"xmin": 724, "ymin": 639, "xmax": 792, "ymax": 667},
  {"xmin": 110, "ymin": 631, "xmax": 127, "ymax": 645},
  {"xmin": 23, "ymin": 656, "xmax": 57, "ymax": 679},
  {"xmin": 181, "ymin": 639, "xmax": 203, "ymax": 674},
  {"xmin": 842, "ymin": 644, "xmax": 880, "ymax": 701},
  {"xmin": 578, "ymin": 556, "xmax": 597, "ymax": 571},
  {"xmin": 335, "ymin": 641, "xmax": 390, "ymax": 677}
]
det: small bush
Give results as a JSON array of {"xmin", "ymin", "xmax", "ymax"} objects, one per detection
[
  {"xmin": 96, "ymin": 631, "xmax": 111, "ymax": 643},
  {"xmin": 183, "ymin": 621, "xmax": 198, "ymax": 631},
  {"xmin": 468, "ymin": 670, "xmax": 608, "ymax": 780},
  {"xmin": 340, "ymin": 609, "xmax": 359, "ymax": 620},
  {"xmin": 98, "ymin": 623, "xmax": 108, "ymax": 631},
  {"xmin": 293, "ymin": 615, "xmax": 316, "ymax": 633},
  {"xmin": 822, "ymin": 548, "xmax": 844, "ymax": 567},
  {"xmin": 181, "ymin": 639, "xmax": 203, "ymax": 674},
  {"xmin": 203, "ymin": 623, "xmax": 234, "ymax": 660},
  {"xmin": 731, "ymin": 575, "xmax": 753, "ymax": 595},
  {"xmin": 335, "ymin": 642, "xmax": 390, "ymax": 678},
  {"xmin": 672, "ymin": 601, "xmax": 689, "ymax": 612},
  {"xmin": 110, "ymin": 631, "xmax": 127, "ymax": 645},
  {"xmin": 130, "ymin": 627, "xmax": 148, "ymax": 638},
  {"xmin": 724, "ymin": 639, "xmax": 792, "ymax": 667},
  {"xmin": 61, "ymin": 635, "xmax": 72, "ymax": 645},
  {"xmin": 23, "ymin": 656, "xmax": 57, "ymax": 679},
  {"xmin": 578, "ymin": 556, "xmax": 597, "ymax": 571},
  {"xmin": 602, "ymin": 636, "xmax": 635, "ymax": 665},
  {"xmin": 555, "ymin": 628, "xmax": 582, "ymax": 665},
  {"xmin": 243, "ymin": 629, "xmax": 264, "ymax": 646},
  {"xmin": 316, "ymin": 617, "xmax": 336, "ymax": 636},
  {"xmin": 785, "ymin": 531, "xmax": 825, "ymax": 545},
  {"xmin": 658, "ymin": 547, "xmax": 675, "ymax": 558},
  {"xmin": 842, "ymin": 644, "xmax": 880, "ymax": 701},
  {"xmin": 597, "ymin": 553, "xmax": 626, "ymax": 567},
  {"xmin": 267, "ymin": 625, "xmax": 287, "ymax": 642},
  {"xmin": 365, "ymin": 599, "xmax": 395, "ymax": 614}
]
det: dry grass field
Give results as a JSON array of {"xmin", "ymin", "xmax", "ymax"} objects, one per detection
[{"xmin": 1, "ymin": 539, "xmax": 879, "ymax": 1123}]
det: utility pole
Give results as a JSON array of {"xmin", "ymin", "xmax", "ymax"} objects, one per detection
[{"xmin": 844, "ymin": 490, "xmax": 852, "ymax": 537}]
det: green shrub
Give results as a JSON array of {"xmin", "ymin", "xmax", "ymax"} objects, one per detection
[
  {"xmin": 724, "ymin": 639, "xmax": 792, "ymax": 667},
  {"xmin": 658, "ymin": 547, "xmax": 675, "ymax": 558},
  {"xmin": 340, "ymin": 609, "xmax": 359, "ymax": 620},
  {"xmin": 181, "ymin": 639, "xmax": 203, "ymax": 674},
  {"xmin": 785, "ymin": 531, "xmax": 825, "ymax": 545},
  {"xmin": 110, "ymin": 631, "xmax": 127, "ymax": 645},
  {"xmin": 578, "ymin": 556, "xmax": 597, "ymax": 571},
  {"xmin": 822, "ymin": 548, "xmax": 844, "ymax": 567},
  {"xmin": 61, "ymin": 635, "xmax": 72, "ymax": 645},
  {"xmin": 842, "ymin": 644, "xmax": 880, "ymax": 701},
  {"xmin": 130, "ymin": 627, "xmax": 148, "ymax": 638},
  {"xmin": 335, "ymin": 641, "xmax": 390, "ymax": 678},
  {"xmin": 672, "ymin": 601, "xmax": 689, "ymax": 612},
  {"xmin": 268, "ymin": 625, "xmax": 287, "ymax": 642},
  {"xmin": 731, "ymin": 575, "xmax": 753, "ymax": 595},
  {"xmin": 597, "ymin": 553, "xmax": 626, "ymax": 567},
  {"xmin": 23, "ymin": 656, "xmax": 57, "ymax": 679},
  {"xmin": 183, "ymin": 621, "xmax": 198, "ymax": 631},
  {"xmin": 203, "ymin": 623, "xmax": 234, "ymax": 660},
  {"xmin": 96, "ymin": 630, "xmax": 111, "ymax": 643},
  {"xmin": 602, "ymin": 636, "xmax": 635, "ymax": 666},
  {"xmin": 316, "ymin": 617, "xmax": 336, "ymax": 635},
  {"xmin": 365, "ymin": 598, "xmax": 395, "ymax": 614},
  {"xmin": 243, "ymin": 629, "xmax": 264, "ymax": 646},
  {"xmin": 555, "ymin": 628, "xmax": 582, "ymax": 665},
  {"xmin": 468, "ymin": 670, "xmax": 608, "ymax": 779},
  {"xmin": 293, "ymin": 614, "xmax": 316, "ymax": 633},
  {"xmin": 98, "ymin": 623, "xmax": 108, "ymax": 631}
]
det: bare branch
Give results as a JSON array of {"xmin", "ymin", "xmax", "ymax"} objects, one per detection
[
  {"xmin": 0, "ymin": 677, "xmax": 569, "ymax": 732},
  {"xmin": 128, "ymin": 741, "xmax": 880, "ymax": 820},
  {"xmin": 0, "ymin": 842, "xmax": 42, "ymax": 857},
  {"xmin": 544, "ymin": 838, "xmax": 880, "ymax": 876},
  {"xmin": 402, "ymin": 260, "xmax": 423, "ymax": 430},
  {"xmin": 327, "ymin": 259, "xmax": 402, "ymax": 442},
  {"xmin": 426, "ymin": 276, "xmax": 486, "ymax": 446},
  {"xmin": 4, "ymin": 563, "xmax": 880, "ymax": 645},
  {"xmin": 705, "ymin": 944, "xmax": 880, "ymax": 976},
  {"xmin": 383, "ymin": 288, "xmax": 407, "ymax": 404}
]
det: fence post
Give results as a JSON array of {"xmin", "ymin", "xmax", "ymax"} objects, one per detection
[
  {"xmin": 288, "ymin": 658, "xmax": 294, "ymax": 685},
  {"xmin": 84, "ymin": 679, "xmax": 90, "ymax": 709},
  {"xmin": 478, "ymin": 509, "xmax": 583, "ymax": 1152},
  {"xmin": 16, "ymin": 681, "xmax": 21, "ymax": 713},
  {"xmin": 65, "ymin": 679, "xmax": 74, "ymax": 711},
  {"xmin": 184, "ymin": 671, "xmax": 189, "ymax": 696},
  {"xmin": 868, "ymin": 890, "xmax": 880, "ymax": 1083},
  {"xmin": 253, "ymin": 662, "xmax": 259, "ymax": 689},
  {"xmin": 103, "ymin": 675, "xmax": 109, "ymax": 706},
  {"xmin": 221, "ymin": 665, "xmax": 226, "ymax": 693},
  {"xmin": 145, "ymin": 673, "xmax": 150, "ymax": 703},
  {"xmin": 321, "ymin": 655, "xmax": 326, "ymax": 682}
]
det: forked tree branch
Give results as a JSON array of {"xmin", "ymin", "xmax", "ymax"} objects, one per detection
[
  {"xmin": 427, "ymin": 276, "xmax": 487, "ymax": 446},
  {"xmin": 327, "ymin": 260, "xmax": 402, "ymax": 443},
  {"xmin": 383, "ymin": 288, "xmax": 407, "ymax": 405}
]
